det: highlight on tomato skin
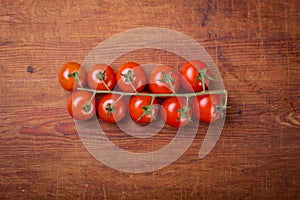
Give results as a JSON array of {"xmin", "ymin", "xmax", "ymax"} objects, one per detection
[
  {"xmin": 58, "ymin": 62, "xmax": 87, "ymax": 91},
  {"xmin": 160, "ymin": 97, "xmax": 192, "ymax": 128},
  {"xmin": 116, "ymin": 62, "xmax": 147, "ymax": 93},
  {"xmin": 192, "ymin": 94, "xmax": 222, "ymax": 123},
  {"xmin": 97, "ymin": 94, "xmax": 127, "ymax": 123},
  {"xmin": 87, "ymin": 64, "xmax": 116, "ymax": 91},
  {"xmin": 67, "ymin": 91, "xmax": 96, "ymax": 121}
]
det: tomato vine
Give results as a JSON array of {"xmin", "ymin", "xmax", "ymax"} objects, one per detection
[{"xmin": 59, "ymin": 61, "xmax": 228, "ymax": 126}]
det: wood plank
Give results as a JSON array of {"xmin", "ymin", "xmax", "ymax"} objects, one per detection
[{"xmin": 0, "ymin": 0, "xmax": 299, "ymax": 199}]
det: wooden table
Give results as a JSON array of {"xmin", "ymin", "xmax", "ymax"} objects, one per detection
[{"xmin": 1, "ymin": 0, "xmax": 299, "ymax": 199}]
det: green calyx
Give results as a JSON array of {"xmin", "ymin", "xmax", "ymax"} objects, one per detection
[
  {"xmin": 82, "ymin": 104, "xmax": 91, "ymax": 113},
  {"xmin": 215, "ymin": 99, "xmax": 228, "ymax": 118},
  {"xmin": 68, "ymin": 71, "xmax": 79, "ymax": 78},
  {"xmin": 121, "ymin": 70, "xmax": 135, "ymax": 83},
  {"xmin": 96, "ymin": 70, "xmax": 111, "ymax": 91},
  {"xmin": 96, "ymin": 70, "xmax": 106, "ymax": 81},
  {"xmin": 158, "ymin": 70, "xmax": 175, "ymax": 93},
  {"xmin": 105, "ymin": 103, "xmax": 114, "ymax": 116},
  {"xmin": 177, "ymin": 101, "xmax": 192, "ymax": 122},
  {"xmin": 196, "ymin": 67, "xmax": 214, "ymax": 91},
  {"xmin": 68, "ymin": 71, "xmax": 83, "ymax": 88},
  {"xmin": 137, "ymin": 104, "xmax": 158, "ymax": 122}
]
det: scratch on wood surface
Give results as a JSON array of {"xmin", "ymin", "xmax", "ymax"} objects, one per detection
[
  {"xmin": 257, "ymin": 0, "xmax": 266, "ymax": 68},
  {"xmin": 180, "ymin": 185, "xmax": 183, "ymax": 200},
  {"xmin": 265, "ymin": 171, "xmax": 269, "ymax": 196},
  {"xmin": 102, "ymin": 183, "xmax": 107, "ymax": 200},
  {"xmin": 244, "ymin": 148, "xmax": 247, "ymax": 163},
  {"xmin": 285, "ymin": 8, "xmax": 288, "ymax": 33},
  {"xmin": 152, "ymin": 172, "xmax": 156, "ymax": 200},
  {"xmin": 228, "ymin": 167, "xmax": 232, "ymax": 199},
  {"xmin": 215, "ymin": 40, "xmax": 219, "ymax": 66},
  {"xmin": 257, "ymin": 0, "xmax": 262, "ymax": 36},
  {"xmin": 275, "ymin": 115, "xmax": 294, "ymax": 128},
  {"xmin": 121, "ymin": 190, "xmax": 126, "ymax": 199},
  {"xmin": 287, "ymin": 112, "xmax": 300, "ymax": 126},
  {"xmin": 56, "ymin": 177, "xmax": 59, "ymax": 199},
  {"xmin": 8, "ymin": 160, "xmax": 17, "ymax": 169},
  {"xmin": 284, "ymin": 6, "xmax": 291, "ymax": 81},
  {"xmin": 264, "ymin": 144, "xmax": 270, "ymax": 197}
]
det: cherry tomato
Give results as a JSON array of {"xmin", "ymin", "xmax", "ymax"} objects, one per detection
[
  {"xmin": 58, "ymin": 62, "xmax": 86, "ymax": 91},
  {"xmin": 180, "ymin": 60, "xmax": 212, "ymax": 92},
  {"xmin": 192, "ymin": 94, "xmax": 222, "ymax": 123},
  {"xmin": 149, "ymin": 65, "xmax": 180, "ymax": 95},
  {"xmin": 161, "ymin": 97, "xmax": 192, "ymax": 128},
  {"xmin": 87, "ymin": 64, "xmax": 116, "ymax": 90},
  {"xmin": 67, "ymin": 91, "xmax": 95, "ymax": 120},
  {"xmin": 129, "ymin": 94, "xmax": 158, "ymax": 125},
  {"xmin": 116, "ymin": 62, "xmax": 146, "ymax": 92},
  {"xmin": 97, "ymin": 94, "xmax": 126, "ymax": 123}
]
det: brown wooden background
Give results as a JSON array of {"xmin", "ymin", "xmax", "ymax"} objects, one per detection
[{"xmin": 1, "ymin": 0, "xmax": 299, "ymax": 199}]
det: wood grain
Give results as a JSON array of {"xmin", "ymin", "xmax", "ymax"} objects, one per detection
[{"xmin": 1, "ymin": 0, "xmax": 300, "ymax": 199}]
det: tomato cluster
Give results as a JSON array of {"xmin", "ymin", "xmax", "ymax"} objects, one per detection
[{"xmin": 58, "ymin": 61, "xmax": 226, "ymax": 128}]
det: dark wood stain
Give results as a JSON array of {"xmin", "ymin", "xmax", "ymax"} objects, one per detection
[{"xmin": 26, "ymin": 66, "xmax": 35, "ymax": 73}]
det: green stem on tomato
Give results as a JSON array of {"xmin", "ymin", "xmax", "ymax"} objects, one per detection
[
  {"xmin": 196, "ymin": 66, "xmax": 214, "ymax": 92},
  {"xmin": 223, "ymin": 90, "xmax": 228, "ymax": 106},
  {"xmin": 121, "ymin": 70, "xmax": 138, "ymax": 93},
  {"xmin": 82, "ymin": 104, "xmax": 91, "ymax": 113},
  {"xmin": 96, "ymin": 70, "xmax": 111, "ymax": 91},
  {"xmin": 128, "ymin": 81, "xmax": 138, "ymax": 93},
  {"xmin": 70, "ymin": 71, "xmax": 83, "ymax": 88},
  {"xmin": 111, "ymin": 94, "xmax": 124, "ymax": 107},
  {"xmin": 177, "ymin": 95, "xmax": 192, "ymax": 121},
  {"xmin": 102, "ymin": 80, "xmax": 111, "ymax": 91},
  {"xmin": 159, "ymin": 70, "xmax": 175, "ymax": 94},
  {"xmin": 87, "ymin": 90, "xmax": 97, "ymax": 106}
]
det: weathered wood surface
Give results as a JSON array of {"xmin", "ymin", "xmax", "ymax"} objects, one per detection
[{"xmin": 0, "ymin": 0, "xmax": 299, "ymax": 199}]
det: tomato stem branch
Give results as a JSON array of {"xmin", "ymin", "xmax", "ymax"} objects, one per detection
[
  {"xmin": 102, "ymin": 81, "xmax": 111, "ymax": 91},
  {"xmin": 150, "ymin": 96, "xmax": 155, "ymax": 106},
  {"xmin": 223, "ymin": 90, "xmax": 228, "ymax": 106},
  {"xmin": 78, "ymin": 87, "xmax": 228, "ymax": 120},
  {"xmin": 111, "ymin": 94, "xmax": 124, "ymax": 107},
  {"xmin": 88, "ymin": 91, "xmax": 96, "ymax": 105},
  {"xmin": 78, "ymin": 87, "xmax": 227, "ymax": 98},
  {"xmin": 129, "ymin": 81, "xmax": 137, "ymax": 93}
]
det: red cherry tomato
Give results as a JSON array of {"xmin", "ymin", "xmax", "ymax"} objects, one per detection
[
  {"xmin": 180, "ymin": 60, "xmax": 212, "ymax": 92},
  {"xmin": 97, "ymin": 94, "xmax": 126, "ymax": 123},
  {"xmin": 67, "ymin": 91, "xmax": 95, "ymax": 120},
  {"xmin": 87, "ymin": 64, "xmax": 116, "ymax": 90},
  {"xmin": 129, "ymin": 94, "xmax": 158, "ymax": 125},
  {"xmin": 116, "ymin": 62, "xmax": 146, "ymax": 92},
  {"xmin": 58, "ymin": 62, "xmax": 86, "ymax": 91},
  {"xmin": 192, "ymin": 94, "xmax": 222, "ymax": 123},
  {"xmin": 149, "ymin": 65, "xmax": 180, "ymax": 95},
  {"xmin": 161, "ymin": 97, "xmax": 192, "ymax": 128}
]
